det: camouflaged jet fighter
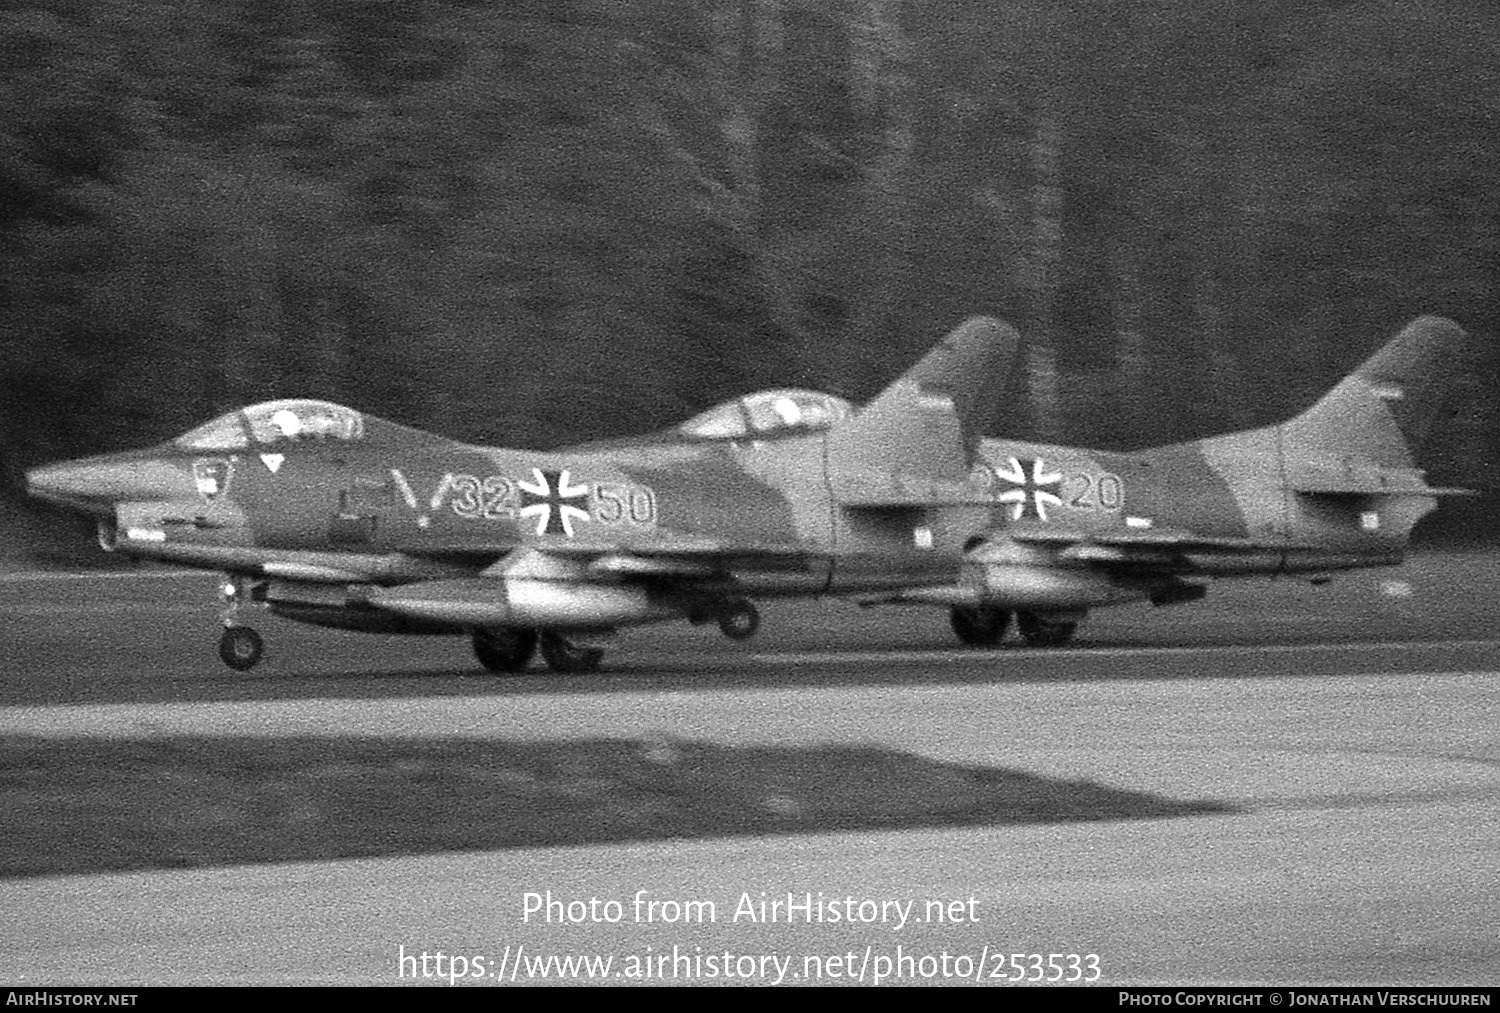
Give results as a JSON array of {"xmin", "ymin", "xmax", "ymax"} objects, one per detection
[{"xmin": 26, "ymin": 315, "xmax": 1470, "ymax": 673}]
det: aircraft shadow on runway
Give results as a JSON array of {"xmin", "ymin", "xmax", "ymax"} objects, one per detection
[{"xmin": 0, "ymin": 735, "xmax": 1238, "ymax": 879}]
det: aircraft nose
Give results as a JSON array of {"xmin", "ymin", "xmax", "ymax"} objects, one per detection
[{"xmin": 25, "ymin": 456, "xmax": 199, "ymax": 512}]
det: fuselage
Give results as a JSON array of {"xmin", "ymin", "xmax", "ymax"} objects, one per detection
[
  {"xmin": 21, "ymin": 315, "xmax": 1465, "ymax": 672},
  {"xmin": 27, "ymin": 402, "xmax": 1416, "ymax": 601}
]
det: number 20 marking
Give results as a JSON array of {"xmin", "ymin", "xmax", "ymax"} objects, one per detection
[{"xmin": 1063, "ymin": 472, "xmax": 1123, "ymax": 512}]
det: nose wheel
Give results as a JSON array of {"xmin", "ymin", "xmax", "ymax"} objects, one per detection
[
  {"xmin": 217, "ymin": 575, "xmax": 267, "ymax": 670},
  {"xmin": 219, "ymin": 626, "xmax": 264, "ymax": 671}
]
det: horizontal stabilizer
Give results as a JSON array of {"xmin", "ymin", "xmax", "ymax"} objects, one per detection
[
  {"xmin": 1290, "ymin": 480, "xmax": 1473, "ymax": 497},
  {"xmin": 1287, "ymin": 462, "xmax": 1472, "ymax": 497},
  {"xmin": 1292, "ymin": 483, "xmax": 1473, "ymax": 497}
]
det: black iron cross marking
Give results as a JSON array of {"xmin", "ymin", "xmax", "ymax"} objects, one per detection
[
  {"xmin": 517, "ymin": 468, "xmax": 591, "ymax": 536},
  {"xmin": 995, "ymin": 456, "xmax": 1063, "ymax": 521}
]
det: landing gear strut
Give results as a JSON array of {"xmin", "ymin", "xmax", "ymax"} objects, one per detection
[
  {"xmin": 472, "ymin": 627, "xmax": 538, "ymax": 673},
  {"xmin": 539, "ymin": 632, "xmax": 605, "ymax": 673},
  {"xmin": 950, "ymin": 605, "xmax": 1011, "ymax": 647},
  {"xmin": 218, "ymin": 575, "xmax": 266, "ymax": 670}
]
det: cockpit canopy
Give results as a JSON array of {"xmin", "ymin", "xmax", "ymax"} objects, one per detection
[
  {"xmin": 175, "ymin": 399, "xmax": 366, "ymax": 451},
  {"xmin": 676, "ymin": 389, "xmax": 853, "ymax": 440}
]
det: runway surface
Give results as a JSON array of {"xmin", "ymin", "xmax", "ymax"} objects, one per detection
[{"xmin": 1, "ymin": 552, "xmax": 1498, "ymax": 985}]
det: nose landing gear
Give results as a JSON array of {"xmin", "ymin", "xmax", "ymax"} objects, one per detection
[{"xmin": 218, "ymin": 576, "xmax": 267, "ymax": 671}]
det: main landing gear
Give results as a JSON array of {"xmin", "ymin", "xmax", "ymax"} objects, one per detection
[
  {"xmin": 538, "ymin": 632, "xmax": 605, "ymax": 673},
  {"xmin": 218, "ymin": 576, "xmax": 266, "ymax": 671},
  {"xmin": 950, "ymin": 605, "xmax": 1010, "ymax": 647},
  {"xmin": 471, "ymin": 598, "xmax": 762, "ymax": 675},
  {"xmin": 472, "ymin": 627, "xmax": 537, "ymax": 673},
  {"xmin": 689, "ymin": 598, "xmax": 761, "ymax": 641},
  {"xmin": 471, "ymin": 628, "xmax": 604, "ymax": 674},
  {"xmin": 948, "ymin": 606, "xmax": 1082, "ymax": 648},
  {"xmin": 715, "ymin": 599, "xmax": 760, "ymax": 641},
  {"xmin": 1016, "ymin": 610, "xmax": 1079, "ymax": 647}
]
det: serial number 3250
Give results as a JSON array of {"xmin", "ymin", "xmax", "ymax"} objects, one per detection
[{"xmin": 441, "ymin": 473, "xmax": 657, "ymax": 526}]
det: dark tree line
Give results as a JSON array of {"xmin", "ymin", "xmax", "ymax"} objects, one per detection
[{"xmin": 4, "ymin": 0, "xmax": 1498, "ymax": 547}]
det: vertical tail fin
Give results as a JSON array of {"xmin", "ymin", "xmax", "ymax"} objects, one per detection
[
  {"xmin": 860, "ymin": 315, "xmax": 1021, "ymax": 441},
  {"xmin": 1283, "ymin": 315, "xmax": 1469, "ymax": 471},
  {"xmin": 828, "ymin": 317, "xmax": 1020, "ymax": 487}
]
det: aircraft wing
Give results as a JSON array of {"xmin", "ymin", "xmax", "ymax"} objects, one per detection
[
  {"xmin": 543, "ymin": 539, "xmax": 821, "ymax": 578},
  {"xmin": 396, "ymin": 532, "xmax": 821, "ymax": 584},
  {"xmin": 1003, "ymin": 525, "xmax": 1316, "ymax": 560},
  {"xmin": 363, "ymin": 538, "xmax": 820, "ymax": 630},
  {"xmin": 398, "ymin": 532, "xmax": 813, "ymax": 569}
]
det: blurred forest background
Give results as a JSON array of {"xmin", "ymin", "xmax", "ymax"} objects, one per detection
[{"xmin": 4, "ymin": 0, "xmax": 1499, "ymax": 550}]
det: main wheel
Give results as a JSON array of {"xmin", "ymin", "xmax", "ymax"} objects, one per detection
[
  {"xmin": 472, "ymin": 628, "xmax": 538, "ymax": 673},
  {"xmin": 539, "ymin": 632, "xmax": 605, "ymax": 673},
  {"xmin": 1016, "ymin": 610, "xmax": 1078, "ymax": 647},
  {"xmin": 717, "ymin": 600, "xmax": 760, "ymax": 640},
  {"xmin": 950, "ymin": 605, "xmax": 1011, "ymax": 647},
  {"xmin": 218, "ymin": 626, "xmax": 264, "ymax": 671}
]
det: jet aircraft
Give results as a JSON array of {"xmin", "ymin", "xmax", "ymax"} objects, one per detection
[{"xmin": 26, "ymin": 315, "xmax": 1471, "ymax": 673}]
